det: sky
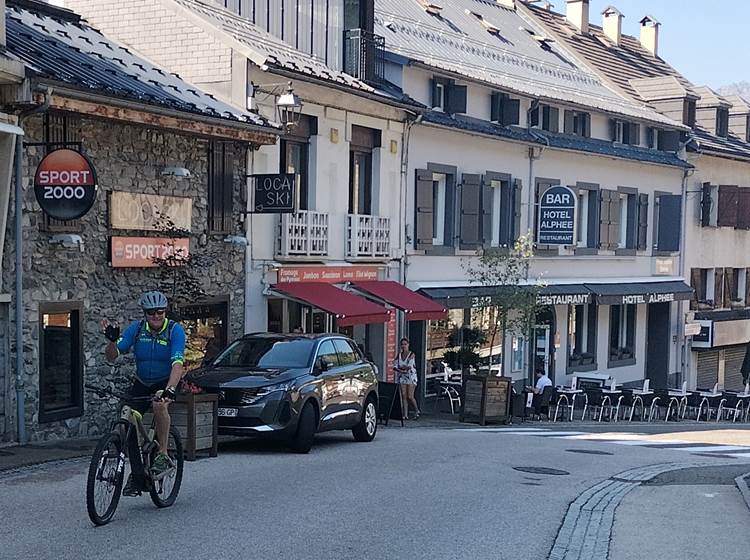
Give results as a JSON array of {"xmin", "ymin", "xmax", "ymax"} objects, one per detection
[{"xmin": 587, "ymin": 0, "xmax": 748, "ymax": 89}]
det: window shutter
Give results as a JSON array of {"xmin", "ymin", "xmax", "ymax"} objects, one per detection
[
  {"xmin": 222, "ymin": 143, "xmax": 234, "ymax": 232},
  {"xmin": 690, "ymin": 268, "xmax": 702, "ymax": 310},
  {"xmin": 599, "ymin": 190, "xmax": 612, "ymax": 250},
  {"xmin": 501, "ymin": 98, "xmax": 520, "ymax": 126},
  {"xmin": 736, "ymin": 188, "xmax": 750, "ymax": 229},
  {"xmin": 724, "ymin": 267, "xmax": 735, "ymax": 308},
  {"xmin": 481, "ymin": 177, "xmax": 494, "ymax": 248},
  {"xmin": 415, "ymin": 169, "xmax": 434, "ymax": 249},
  {"xmin": 714, "ymin": 268, "xmax": 724, "ymax": 308},
  {"xmin": 498, "ymin": 181, "xmax": 512, "ymax": 246},
  {"xmin": 587, "ymin": 304, "xmax": 597, "ymax": 356},
  {"xmin": 564, "ymin": 110, "xmax": 574, "ymax": 134},
  {"xmin": 717, "ymin": 185, "xmax": 739, "ymax": 227},
  {"xmin": 490, "ymin": 93, "xmax": 502, "ymax": 123},
  {"xmin": 587, "ymin": 190, "xmax": 599, "ymax": 248},
  {"xmin": 746, "ymin": 268, "xmax": 750, "ymax": 305},
  {"xmin": 548, "ymin": 107, "xmax": 559, "ymax": 133},
  {"xmin": 628, "ymin": 123, "xmax": 640, "ymax": 145},
  {"xmin": 647, "ymin": 127, "xmax": 656, "ymax": 149},
  {"xmin": 512, "ymin": 178, "xmax": 522, "ymax": 241},
  {"xmin": 626, "ymin": 193, "xmax": 638, "ymax": 248},
  {"xmin": 609, "ymin": 119, "xmax": 618, "ymax": 141},
  {"xmin": 658, "ymin": 130, "xmax": 680, "ymax": 151},
  {"xmin": 637, "ymin": 193, "xmax": 649, "ymax": 250},
  {"xmin": 446, "ymin": 84, "xmax": 467, "ymax": 115},
  {"xmin": 656, "ymin": 194, "xmax": 682, "ymax": 252},
  {"xmin": 459, "ymin": 173, "xmax": 482, "ymax": 249},
  {"xmin": 701, "ymin": 183, "xmax": 713, "ymax": 227},
  {"xmin": 431, "ymin": 79, "xmax": 441, "ymax": 108},
  {"xmin": 608, "ymin": 192, "xmax": 621, "ymax": 249},
  {"xmin": 529, "ymin": 106, "xmax": 540, "ymax": 127}
]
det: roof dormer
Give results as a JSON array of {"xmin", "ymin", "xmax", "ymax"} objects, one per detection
[
  {"xmin": 629, "ymin": 76, "xmax": 699, "ymax": 128},
  {"xmin": 724, "ymin": 94, "xmax": 750, "ymax": 143},
  {"xmin": 695, "ymin": 86, "xmax": 732, "ymax": 138}
]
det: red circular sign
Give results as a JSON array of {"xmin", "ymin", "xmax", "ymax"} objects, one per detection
[{"xmin": 34, "ymin": 149, "xmax": 97, "ymax": 221}]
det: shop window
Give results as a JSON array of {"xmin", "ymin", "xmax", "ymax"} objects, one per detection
[
  {"xmin": 567, "ymin": 304, "xmax": 597, "ymax": 372},
  {"xmin": 426, "ymin": 309, "xmax": 463, "ymax": 369},
  {"xmin": 42, "ymin": 112, "xmax": 82, "ymax": 232},
  {"xmin": 177, "ymin": 300, "xmax": 229, "ymax": 369},
  {"xmin": 39, "ymin": 302, "xmax": 83, "ymax": 423},
  {"xmin": 511, "ymin": 336, "xmax": 526, "ymax": 373},
  {"xmin": 208, "ymin": 141, "xmax": 235, "ymax": 234},
  {"xmin": 267, "ymin": 298, "xmax": 283, "ymax": 333},
  {"xmin": 608, "ymin": 304, "xmax": 636, "ymax": 367},
  {"xmin": 470, "ymin": 306, "xmax": 502, "ymax": 367}
]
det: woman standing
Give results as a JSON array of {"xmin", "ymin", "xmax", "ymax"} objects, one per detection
[{"xmin": 394, "ymin": 338, "xmax": 420, "ymax": 420}]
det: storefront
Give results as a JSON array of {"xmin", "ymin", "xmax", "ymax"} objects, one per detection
[{"xmin": 691, "ymin": 310, "xmax": 750, "ymax": 391}]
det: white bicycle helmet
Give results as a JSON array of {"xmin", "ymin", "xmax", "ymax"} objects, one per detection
[{"xmin": 139, "ymin": 290, "xmax": 168, "ymax": 310}]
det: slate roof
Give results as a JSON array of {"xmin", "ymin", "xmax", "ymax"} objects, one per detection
[
  {"xmin": 629, "ymin": 76, "xmax": 697, "ymax": 101},
  {"xmin": 6, "ymin": 0, "xmax": 274, "ymax": 129},
  {"xmin": 375, "ymin": 0, "xmax": 680, "ymax": 127},
  {"xmin": 691, "ymin": 128, "xmax": 750, "ymax": 161},
  {"xmin": 423, "ymin": 110, "xmax": 690, "ymax": 168},
  {"xmin": 725, "ymin": 95, "xmax": 750, "ymax": 115},
  {"xmin": 694, "ymin": 86, "xmax": 731, "ymax": 109}
]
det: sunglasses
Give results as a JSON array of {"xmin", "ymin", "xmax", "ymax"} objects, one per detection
[{"xmin": 145, "ymin": 309, "xmax": 166, "ymax": 316}]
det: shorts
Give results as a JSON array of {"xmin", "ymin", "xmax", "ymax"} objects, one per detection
[
  {"xmin": 397, "ymin": 372, "xmax": 418, "ymax": 386},
  {"xmin": 127, "ymin": 378, "xmax": 169, "ymax": 414}
]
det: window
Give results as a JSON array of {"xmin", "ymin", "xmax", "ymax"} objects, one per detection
[
  {"xmin": 333, "ymin": 338, "xmax": 358, "ymax": 365},
  {"xmin": 567, "ymin": 304, "xmax": 597, "ymax": 371},
  {"xmin": 431, "ymin": 77, "xmax": 467, "ymax": 114},
  {"xmin": 511, "ymin": 336, "xmax": 525, "ymax": 373},
  {"xmin": 177, "ymin": 299, "xmax": 229, "ymax": 369},
  {"xmin": 281, "ymin": 140, "xmax": 309, "ymax": 211},
  {"xmin": 683, "ymin": 98, "xmax": 696, "ymax": 128},
  {"xmin": 608, "ymin": 304, "xmax": 636, "ymax": 366},
  {"xmin": 39, "ymin": 302, "xmax": 83, "ymax": 423},
  {"xmin": 432, "ymin": 173, "xmax": 446, "ymax": 245},
  {"xmin": 690, "ymin": 268, "xmax": 710, "ymax": 310},
  {"xmin": 208, "ymin": 141, "xmax": 235, "ymax": 234},
  {"xmin": 564, "ymin": 110, "xmax": 590, "ymax": 137},
  {"xmin": 529, "ymin": 104, "xmax": 559, "ymax": 133},
  {"xmin": 490, "ymin": 93, "xmax": 520, "ymax": 126},
  {"xmin": 646, "ymin": 127, "xmax": 658, "ymax": 149},
  {"xmin": 615, "ymin": 189, "xmax": 637, "ymax": 251},
  {"xmin": 316, "ymin": 340, "xmax": 340, "ymax": 368},
  {"xmin": 723, "ymin": 268, "xmax": 745, "ymax": 308},
  {"xmin": 349, "ymin": 125, "xmax": 380, "ymax": 215},
  {"xmin": 717, "ymin": 108, "xmax": 730, "ymax": 138},
  {"xmin": 575, "ymin": 183, "xmax": 599, "ymax": 251},
  {"xmin": 214, "ymin": 336, "xmax": 315, "ymax": 368},
  {"xmin": 42, "ymin": 112, "xmax": 82, "ymax": 232},
  {"xmin": 610, "ymin": 119, "xmax": 640, "ymax": 146}
]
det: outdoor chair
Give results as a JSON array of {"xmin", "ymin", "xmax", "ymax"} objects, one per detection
[
  {"xmin": 696, "ymin": 386, "xmax": 722, "ymax": 421},
  {"xmin": 630, "ymin": 392, "xmax": 657, "ymax": 422},
  {"xmin": 613, "ymin": 389, "xmax": 634, "ymax": 422},
  {"xmin": 650, "ymin": 390, "xmax": 681, "ymax": 422},
  {"xmin": 530, "ymin": 386, "xmax": 555, "ymax": 420},
  {"xmin": 583, "ymin": 388, "xmax": 612, "ymax": 422},
  {"xmin": 553, "ymin": 388, "xmax": 573, "ymax": 422},
  {"xmin": 717, "ymin": 392, "xmax": 743, "ymax": 422},
  {"xmin": 511, "ymin": 389, "xmax": 528, "ymax": 423}
]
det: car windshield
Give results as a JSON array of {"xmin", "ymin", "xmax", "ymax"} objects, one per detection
[{"xmin": 211, "ymin": 337, "xmax": 314, "ymax": 369}]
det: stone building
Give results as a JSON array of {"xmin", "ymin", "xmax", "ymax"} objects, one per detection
[{"xmin": 0, "ymin": 0, "xmax": 277, "ymax": 442}]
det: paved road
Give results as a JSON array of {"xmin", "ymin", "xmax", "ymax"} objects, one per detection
[{"xmin": 1, "ymin": 422, "xmax": 749, "ymax": 560}]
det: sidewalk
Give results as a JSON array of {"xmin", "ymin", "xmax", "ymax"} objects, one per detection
[
  {"xmin": 0, "ymin": 438, "xmax": 98, "ymax": 472},
  {"xmin": 609, "ymin": 464, "xmax": 750, "ymax": 560}
]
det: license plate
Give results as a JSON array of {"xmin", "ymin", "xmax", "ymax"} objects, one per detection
[{"xmin": 218, "ymin": 407, "xmax": 238, "ymax": 417}]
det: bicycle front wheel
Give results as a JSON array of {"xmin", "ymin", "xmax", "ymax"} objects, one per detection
[
  {"xmin": 86, "ymin": 432, "xmax": 125, "ymax": 526},
  {"xmin": 148, "ymin": 426, "xmax": 184, "ymax": 508}
]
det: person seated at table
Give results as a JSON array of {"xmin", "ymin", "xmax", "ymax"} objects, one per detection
[{"xmin": 525, "ymin": 369, "xmax": 552, "ymax": 419}]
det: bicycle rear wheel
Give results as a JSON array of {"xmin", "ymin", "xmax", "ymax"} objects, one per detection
[
  {"xmin": 86, "ymin": 432, "xmax": 125, "ymax": 526},
  {"xmin": 148, "ymin": 426, "xmax": 184, "ymax": 508}
]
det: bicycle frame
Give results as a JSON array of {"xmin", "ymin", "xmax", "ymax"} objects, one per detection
[{"xmin": 110, "ymin": 402, "xmax": 160, "ymax": 488}]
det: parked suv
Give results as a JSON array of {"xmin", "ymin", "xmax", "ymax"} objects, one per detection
[{"xmin": 187, "ymin": 333, "xmax": 379, "ymax": 453}]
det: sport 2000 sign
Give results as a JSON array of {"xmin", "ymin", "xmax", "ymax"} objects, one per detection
[{"xmin": 33, "ymin": 149, "xmax": 97, "ymax": 220}]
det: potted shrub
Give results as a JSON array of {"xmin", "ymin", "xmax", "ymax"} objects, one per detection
[
  {"xmin": 581, "ymin": 352, "xmax": 594, "ymax": 365},
  {"xmin": 620, "ymin": 347, "xmax": 633, "ymax": 360},
  {"xmin": 569, "ymin": 352, "xmax": 582, "ymax": 367}
]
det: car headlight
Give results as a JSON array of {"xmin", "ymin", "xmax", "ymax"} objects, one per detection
[{"xmin": 256, "ymin": 381, "xmax": 294, "ymax": 398}]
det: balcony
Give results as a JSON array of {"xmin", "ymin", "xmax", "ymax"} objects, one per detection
[
  {"xmin": 343, "ymin": 29, "xmax": 385, "ymax": 86},
  {"xmin": 347, "ymin": 214, "xmax": 390, "ymax": 261},
  {"xmin": 277, "ymin": 211, "xmax": 329, "ymax": 260}
]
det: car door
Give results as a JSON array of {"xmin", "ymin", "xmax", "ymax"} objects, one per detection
[
  {"xmin": 315, "ymin": 339, "xmax": 347, "ymax": 429},
  {"xmin": 332, "ymin": 338, "xmax": 364, "ymax": 422}
]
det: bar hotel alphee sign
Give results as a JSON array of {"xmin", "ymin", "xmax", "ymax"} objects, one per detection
[
  {"xmin": 33, "ymin": 148, "xmax": 98, "ymax": 220},
  {"xmin": 538, "ymin": 186, "xmax": 576, "ymax": 245}
]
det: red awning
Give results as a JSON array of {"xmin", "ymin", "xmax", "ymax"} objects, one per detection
[
  {"xmin": 352, "ymin": 281, "xmax": 448, "ymax": 321},
  {"xmin": 272, "ymin": 282, "xmax": 390, "ymax": 326}
]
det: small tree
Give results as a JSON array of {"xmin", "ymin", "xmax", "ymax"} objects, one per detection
[{"xmin": 464, "ymin": 234, "xmax": 545, "ymax": 372}]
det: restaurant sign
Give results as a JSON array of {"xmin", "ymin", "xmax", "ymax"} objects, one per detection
[
  {"xmin": 110, "ymin": 192, "xmax": 192, "ymax": 231},
  {"xmin": 537, "ymin": 293, "xmax": 592, "ymax": 306},
  {"xmin": 111, "ymin": 236, "xmax": 189, "ymax": 268},
  {"xmin": 34, "ymin": 149, "xmax": 97, "ymax": 220},
  {"xmin": 538, "ymin": 186, "xmax": 576, "ymax": 245},
  {"xmin": 277, "ymin": 266, "xmax": 381, "ymax": 283}
]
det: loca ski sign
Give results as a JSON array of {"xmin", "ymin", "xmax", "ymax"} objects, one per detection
[
  {"xmin": 251, "ymin": 173, "xmax": 295, "ymax": 213},
  {"xmin": 538, "ymin": 185, "xmax": 576, "ymax": 245},
  {"xmin": 34, "ymin": 149, "xmax": 98, "ymax": 220}
]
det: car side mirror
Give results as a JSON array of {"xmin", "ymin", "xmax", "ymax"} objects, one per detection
[{"xmin": 314, "ymin": 357, "xmax": 330, "ymax": 373}]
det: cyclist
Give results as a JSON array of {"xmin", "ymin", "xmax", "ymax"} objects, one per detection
[{"xmin": 101, "ymin": 290, "xmax": 186, "ymax": 496}]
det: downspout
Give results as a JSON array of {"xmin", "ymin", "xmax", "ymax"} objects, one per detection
[
  {"xmin": 678, "ymin": 164, "xmax": 694, "ymax": 388},
  {"xmin": 15, "ymin": 88, "xmax": 52, "ymax": 444},
  {"xmin": 399, "ymin": 112, "xmax": 421, "ymax": 289}
]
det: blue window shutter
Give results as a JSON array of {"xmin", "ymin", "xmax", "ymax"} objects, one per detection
[{"xmin": 656, "ymin": 194, "xmax": 682, "ymax": 252}]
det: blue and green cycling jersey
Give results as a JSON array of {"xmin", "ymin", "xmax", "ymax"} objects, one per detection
[{"xmin": 116, "ymin": 318, "xmax": 185, "ymax": 384}]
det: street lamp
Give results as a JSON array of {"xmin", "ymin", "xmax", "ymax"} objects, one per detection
[{"xmin": 276, "ymin": 82, "xmax": 303, "ymax": 133}]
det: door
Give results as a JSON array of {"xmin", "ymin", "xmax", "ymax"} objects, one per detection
[
  {"xmin": 315, "ymin": 339, "xmax": 348, "ymax": 429},
  {"xmin": 530, "ymin": 325, "xmax": 551, "ymax": 385},
  {"xmin": 646, "ymin": 302, "xmax": 670, "ymax": 390},
  {"xmin": 333, "ymin": 338, "xmax": 366, "ymax": 423}
]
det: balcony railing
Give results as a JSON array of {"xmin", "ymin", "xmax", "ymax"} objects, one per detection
[
  {"xmin": 343, "ymin": 28, "xmax": 385, "ymax": 86},
  {"xmin": 347, "ymin": 214, "xmax": 390, "ymax": 260},
  {"xmin": 277, "ymin": 210, "xmax": 329, "ymax": 259}
]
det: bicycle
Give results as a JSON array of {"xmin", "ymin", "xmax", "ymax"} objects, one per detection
[{"xmin": 84, "ymin": 383, "xmax": 184, "ymax": 526}]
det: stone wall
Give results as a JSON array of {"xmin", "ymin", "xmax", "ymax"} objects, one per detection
[{"xmin": 2, "ymin": 113, "xmax": 249, "ymax": 442}]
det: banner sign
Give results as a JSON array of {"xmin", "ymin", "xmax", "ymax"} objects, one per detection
[
  {"xmin": 251, "ymin": 173, "xmax": 295, "ymax": 213},
  {"xmin": 34, "ymin": 149, "xmax": 97, "ymax": 220},
  {"xmin": 111, "ymin": 236, "xmax": 189, "ymax": 268},
  {"xmin": 538, "ymin": 185, "xmax": 576, "ymax": 245},
  {"xmin": 110, "ymin": 192, "xmax": 192, "ymax": 231},
  {"xmin": 277, "ymin": 266, "xmax": 381, "ymax": 283}
]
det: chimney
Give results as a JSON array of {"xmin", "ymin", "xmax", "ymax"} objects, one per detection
[
  {"xmin": 639, "ymin": 15, "xmax": 660, "ymax": 56},
  {"xmin": 601, "ymin": 6, "xmax": 623, "ymax": 46},
  {"xmin": 566, "ymin": 0, "xmax": 589, "ymax": 34}
]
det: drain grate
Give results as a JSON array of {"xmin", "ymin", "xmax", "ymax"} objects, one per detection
[
  {"xmin": 513, "ymin": 466, "xmax": 570, "ymax": 476},
  {"xmin": 565, "ymin": 449, "xmax": 613, "ymax": 456}
]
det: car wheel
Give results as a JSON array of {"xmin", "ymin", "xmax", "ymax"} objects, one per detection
[
  {"xmin": 290, "ymin": 402, "xmax": 317, "ymax": 454},
  {"xmin": 352, "ymin": 397, "xmax": 377, "ymax": 442}
]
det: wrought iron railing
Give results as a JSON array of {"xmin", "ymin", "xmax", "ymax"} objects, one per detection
[{"xmin": 343, "ymin": 28, "xmax": 385, "ymax": 86}]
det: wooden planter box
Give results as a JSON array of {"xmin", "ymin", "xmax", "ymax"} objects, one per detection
[
  {"xmin": 145, "ymin": 393, "xmax": 219, "ymax": 461},
  {"xmin": 460, "ymin": 375, "xmax": 512, "ymax": 426}
]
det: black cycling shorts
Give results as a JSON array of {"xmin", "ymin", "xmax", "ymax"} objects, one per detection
[{"xmin": 127, "ymin": 378, "xmax": 169, "ymax": 414}]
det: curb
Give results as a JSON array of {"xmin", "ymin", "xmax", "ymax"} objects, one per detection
[
  {"xmin": 734, "ymin": 471, "xmax": 750, "ymax": 512},
  {"xmin": 548, "ymin": 459, "xmax": 741, "ymax": 560}
]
